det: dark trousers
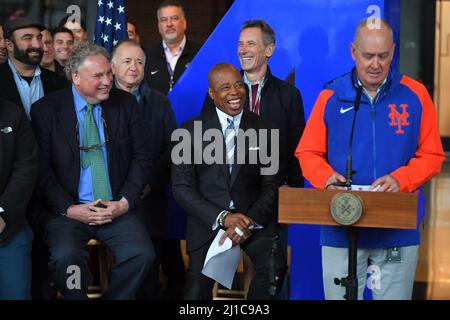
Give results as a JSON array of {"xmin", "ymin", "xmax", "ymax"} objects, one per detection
[
  {"xmin": 0, "ymin": 225, "xmax": 33, "ymax": 299},
  {"xmin": 137, "ymin": 238, "xmax": 186, "ymax": 300},
  {"xmin": 184, "ymin": 234, "xmax": 278, "ymax": 300},
  {"xmin": 45, "ymin": 212, "xmax": 154, "ymax": 300}
]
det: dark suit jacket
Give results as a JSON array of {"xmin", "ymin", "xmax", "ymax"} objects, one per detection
[
  {"xmin": 0, "ymin": 98, "xmax": 38, "ymax": 245},
  {"xmin": 202, "ymin": 67, "xmax": 305, "ymax": 187},
  {"xmin": 30, "ymin": 87, "xmax": 152, "ymax": 224},
  {"xmin": 144, "ymin": 40, "xmax": 201, "ymax": 95},
  {"xmin": 132, "ymin": 81, "xmax": 178, "ymax": 238},
  {"xmin": 172, "ymin": 108, "xmax": 279, "ymax": 253},
  {"xmin": 0, "ymin": 61, "xmax": 68, "ymax": 110}
]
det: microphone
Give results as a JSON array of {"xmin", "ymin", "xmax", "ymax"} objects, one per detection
[{"xmin": 332, "ymin": 85, "xmax": 363, "ymax": 189}]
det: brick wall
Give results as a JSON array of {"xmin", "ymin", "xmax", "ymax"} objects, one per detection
[{"xmin": 125, "ymin": 0, "xmax": 233, "ymax": 48}]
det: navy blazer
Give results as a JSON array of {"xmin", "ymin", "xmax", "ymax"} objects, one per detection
[{"xmin": 30, "ymin": 87, "xmax": 152, "ymax": 220}]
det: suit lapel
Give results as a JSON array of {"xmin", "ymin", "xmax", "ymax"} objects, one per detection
[
  {"xmin": 101, "ymin": 91, "xmax": 120, "ymax": 167},
  {"xmin": 230, "ymin": 110, "xmax": 252, "ymax": 187},
  {"xmin": 203, "ymin": 109, "xmax": 231, "ymax": 185},
  {"xmin": 56, "ymin": 89, "xmax": 78, "ymax": 158}
]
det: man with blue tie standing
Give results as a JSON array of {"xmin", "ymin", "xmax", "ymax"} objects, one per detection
[{"xmin": 30, "ymin": 42, "xmax": 155, "ymax": 299}]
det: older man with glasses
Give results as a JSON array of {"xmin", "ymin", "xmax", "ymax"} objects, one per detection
[{"xmin": 30, "ymin": 42, "xmax": 155, "ymax": 300}]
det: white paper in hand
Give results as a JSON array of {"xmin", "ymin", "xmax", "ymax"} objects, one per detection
[
  {"xmin": 201, "ymin": 229, "xmax": 241, "ymax": 289},
  {"xmin": 351, "ymin": 184, "xmax": 380, "ymax": 192}
]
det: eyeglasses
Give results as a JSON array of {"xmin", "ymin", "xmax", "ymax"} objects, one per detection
[{"xmin": 76, "ymin": 116, "xmax": 110, "ymax": 153}]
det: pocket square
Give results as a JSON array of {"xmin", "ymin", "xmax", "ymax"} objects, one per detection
[
  {"xmin": 1, "ymin": 127, "xmax": 12, "ymax": 134},
  {"xmin": 248, "ymin": 146, "xmax": 260, "ymax": 151}
]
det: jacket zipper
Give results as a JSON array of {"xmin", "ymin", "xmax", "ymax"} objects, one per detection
[{"xmin": 371, "ymin": 103, "xmax": 377, "ymax": 181}]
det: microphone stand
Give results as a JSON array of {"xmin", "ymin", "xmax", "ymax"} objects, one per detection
[{"xmin": 333, "ymin": 85, "xmax": 363, "ymax": 300}]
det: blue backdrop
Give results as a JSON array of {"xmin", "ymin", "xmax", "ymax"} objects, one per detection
[{"xmin": 167, "ymin": 0, "xmax": 401, "ymax": 299}]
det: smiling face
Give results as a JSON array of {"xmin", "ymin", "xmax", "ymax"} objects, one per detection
[
  {"xmin": 238, "ymin": 27, "xmax": 274, "ymax": 76},
  {"xmin": 111, "ymin": 42, "xmax": 145, "ymax": 91},
  {"xmin": 40, "ymin": 29, "xmax": 54, "ymax": 66},
  {"xmin": 157, "ymin": 5, "xmax": 186, "ymax": 44},
  {"xmin": 7, "ymin": 27, "xmax": 43, "ymax": 66},
  {"xmin": 72, "ymin": 54, "xmax": 113, "ymax": 104},
  {"xmin": 208, "ymin": 64, "xmax": 246, "ymax": 116},
  {"xmin": 53, "ymin": 31, "xmax": 74, "ymax": 65},
  {"xmin": 351, "ymin": 22, "xmax": 395, "ymax": 94}
]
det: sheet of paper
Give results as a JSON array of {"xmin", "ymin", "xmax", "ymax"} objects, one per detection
[
  {"xmin": 201, "ymin": 229, "xmax": 241, "ymax": 289},
  {"xmin": 351, "ymin": 184, "xmax": 380, "ymax": 192}
]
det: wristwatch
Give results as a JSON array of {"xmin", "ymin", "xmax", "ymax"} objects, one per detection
[{"xmin": 218, "ymin": 210, "xmax": 230, "ymax": 228}]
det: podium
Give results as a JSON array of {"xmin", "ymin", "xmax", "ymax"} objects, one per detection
[{"xmin": 279, "ymin": 187, "xmax": 418, "ymax": 299}]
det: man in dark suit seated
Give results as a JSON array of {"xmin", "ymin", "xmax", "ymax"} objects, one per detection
[
  {"xmin": 172, "ymin": 63, "xmax": 285, "ymax": 300},
  {"xmin": 111, "ymin": 39, "xmax": 179, "ymax": 299},
  {"xmin": 30, "ymin": 42, "xmax": 155, "ymax": 300},
  {"xmin": 0, "ymin": 98, "xmax": 39, "ymax": 299}
]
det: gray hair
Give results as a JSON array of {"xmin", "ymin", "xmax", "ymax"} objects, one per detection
[
  {"xmin": 157, "ymin": 0, "xmax": 185, "ymax": 21},
  {"xmin": 111, "ymin": 39, "xmax": 146, "ymax": 66},
  {"xmin": 241, "ymin": 19, "xmax": 276, "ymax": 46},
  {"xmin": 65, "ymin": 42, "xmax": 110, "ymax": 81},
  {"xmin": 353, "ymin": 18, "xmax": 393, "ymax": 45}
]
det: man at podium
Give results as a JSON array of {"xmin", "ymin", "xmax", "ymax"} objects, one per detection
[{"xmin": 296, "ymin": 18, "xmax": 445, "ymax": 299}]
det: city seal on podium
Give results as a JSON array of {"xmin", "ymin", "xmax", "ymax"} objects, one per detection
[{"xmin": 330, "ymin": 192, "xmax": 364, "ymax": 226}]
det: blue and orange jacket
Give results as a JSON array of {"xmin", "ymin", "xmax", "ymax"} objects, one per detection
[{"xmin": 296, "ymin": 68, "xmax": 445, "ymax": 248}]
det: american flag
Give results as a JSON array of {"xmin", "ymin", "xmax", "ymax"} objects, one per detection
[{"xmin": 94, "ymin": 0, "xmax": 127, "ymax": 52}]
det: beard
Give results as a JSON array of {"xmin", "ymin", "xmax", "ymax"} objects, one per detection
[
  {"xmin": 13, "ymin": 41, "xmax": 43, "ymax": 66},
  {"xmin": 163, "ymin": 31, "xmax": 178, "ymax": 42}
]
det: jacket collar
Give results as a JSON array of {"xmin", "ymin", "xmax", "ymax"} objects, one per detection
[{"xmin": 327, "ymin": 67, "xmax": 402, "ymax": 104}]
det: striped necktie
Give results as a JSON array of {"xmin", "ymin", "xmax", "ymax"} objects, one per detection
[{"xmin": 225, "ymin": 117, "xmax": 236, "ymax": 174}]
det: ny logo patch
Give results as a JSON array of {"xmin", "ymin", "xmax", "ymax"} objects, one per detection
[{"xmin": 388, "ymin": 104, "xmax": 410, "ymax": 134}]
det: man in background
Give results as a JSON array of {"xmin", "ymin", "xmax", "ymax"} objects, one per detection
[
  {"xmin": 52, "ymin": 26, "xmax": 74, "ymax": 69},
  {"xmin": 0, "ymin": 18, "xmax": 66, "ymax": 118},
  {"xmin": 40, "ymin": 27, "xmax": 65, "ymax": 78},
  {"xmin": 111, "ymin": 39, "xmax": 178, "ymax": 299},
  {"xmin": 127, "ymin": 22, "xmax": 141, "ymax": 44},
  {"xmin": 58, "ymin": 15, "xmax": 87, "ymax": 46},
  {"xmin": 142, "ymin": 0, "xmax": 201, "ymax": 298},
  {"xmin": 144, "ymin": 0, "xmax": 200, "ymax": 94}
]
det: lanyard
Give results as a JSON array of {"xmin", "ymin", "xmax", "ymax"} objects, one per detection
[
  {"xmin": 166, "ymin": 61, "xmax": 174, "ymax": 92},
  {"xmin": 244, "ymin": 74, "xmax": 266, "ymax": 115}
]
